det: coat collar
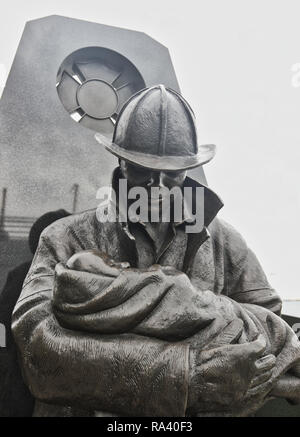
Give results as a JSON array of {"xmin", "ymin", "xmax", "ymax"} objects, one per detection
[{"xmin": 110, "ymin": 166, "xmax": 224, "ymax": 228}]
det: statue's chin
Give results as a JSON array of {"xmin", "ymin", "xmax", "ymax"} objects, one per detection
[{"xmin": 148, "ymin": 197, "xmax": 175, "ymax": 215}]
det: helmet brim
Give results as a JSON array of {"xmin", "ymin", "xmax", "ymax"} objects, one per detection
[{"xmin": 95, "ymin": 133, "xmax": 216, "ymax": 171}]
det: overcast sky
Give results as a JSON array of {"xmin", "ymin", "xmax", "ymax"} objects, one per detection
[{"xmin": 0, "ymin": 0, "xmax": 300, "ymax": 300}]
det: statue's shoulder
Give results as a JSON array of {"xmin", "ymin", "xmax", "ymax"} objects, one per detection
[
  {"xmin": 40, "ymin": 209, "xmax": 99, "ymax": 247},
  {"xmin": 208, "ymin": 217, "xmax": 249, "ymax": 265}
]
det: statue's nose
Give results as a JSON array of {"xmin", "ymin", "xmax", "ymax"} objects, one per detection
[{"xmin": 146, "ymin": 171, "xmax": 165, "ymax": 187}]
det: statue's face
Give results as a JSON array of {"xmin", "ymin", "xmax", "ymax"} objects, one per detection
[
  {"xmin": 119, "ymin": 160, "xmax": 187, "ymax": 217},
  {"xmin": 119, "ymin": 160, "xmax": 187, "ymax": 190}
]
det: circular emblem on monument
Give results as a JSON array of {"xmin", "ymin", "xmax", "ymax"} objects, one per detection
[
  {"xmin": 76, "ymin": 80, "xmax": 119, "ymax": 119},
  {"xmin": 56, "ymin": 47, "xmax": 146, "ymax": 138}
]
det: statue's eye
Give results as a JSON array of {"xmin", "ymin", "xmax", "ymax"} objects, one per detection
[
  {"xmin": 129, "ymin": 167, "xmax": 152, "ymax": 184},
  {"xmin": 164, "ymin": 170, "xmax": 182, "ymax": 179},
  {"xmin": 164, "ymin": 171, "xmax": 175, "ymax": 177}
]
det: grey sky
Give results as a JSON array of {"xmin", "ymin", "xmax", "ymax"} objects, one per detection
[{"xmin": 0, "ymin": 0, "xmax": 300, "ymax": 300}]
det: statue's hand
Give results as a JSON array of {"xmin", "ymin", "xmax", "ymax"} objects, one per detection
[
  {"xmin": 187, "ymin": 329, "xmax": 276, "ymax": 416},
  {"xmin": 66, "ymin": 250, "xmax": 130, "ymax": 277}
]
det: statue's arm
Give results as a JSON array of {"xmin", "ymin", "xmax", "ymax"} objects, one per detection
[
  {"xmin": 228, "ymin": 247, "xmax": 282, "ymax": 315},
  {"xmin": 212, "ymin": 219, "xmax": 282, "ymax": 315},
  {"xmin": 11, "ymin": 231, "xmax": 189, "ymax": 417}
]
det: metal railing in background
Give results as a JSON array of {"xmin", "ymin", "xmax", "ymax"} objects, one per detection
[
  {"xmin": 0, "ymin": 215, "xmax": 36, "ymax": 239},
  {"xmin": 0, "ymin": 184, "xmax": 80, "ymax": 240},
  {"xmin": 0, "ymin": 187, "xmax": 36, "ymax": 240}
]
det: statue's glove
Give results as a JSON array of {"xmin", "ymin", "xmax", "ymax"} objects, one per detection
[{"xmin": 187, "ymin": 320, "xmax": 276, "ymax": 416}]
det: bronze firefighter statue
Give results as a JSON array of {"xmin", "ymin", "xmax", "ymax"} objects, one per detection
[{"xmin": 12, "ymin": 85, "xmax": 300, "ymax": 416}]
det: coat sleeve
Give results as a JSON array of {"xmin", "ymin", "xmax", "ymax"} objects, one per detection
[
  {"xmin": 229, "ymin": 248, "xmax": 282, "ymax": 315},
  {"xmin": 217, "ymin": 219, "xmax": 282, "ymax": 316},
  {"xmin": 11, "ymin": 226, "xmax": 189, "ymax": 417}
]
